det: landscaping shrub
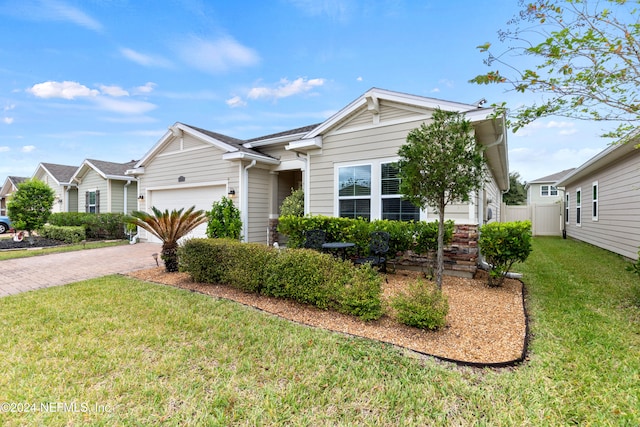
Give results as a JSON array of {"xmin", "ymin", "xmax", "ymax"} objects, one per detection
[
  {"xmin": 178, "ymin": 238, "xmax": 232, "ymax": 283},
  {"xmin": 391, "ymin": 280, "xmax": 449, "ymax": 330},
  {"xmin": 48, "ymin": 212, "xmax": 127, "ymax": 239},
  {"xmin": 479, "ymin": 220, "xmax": 532, "ymax": 287},
  {"xmin": 279, "ymin": 188, "xmax": 304, "ymax": 217},
  {"xmin": 179, "ymin": 238, "xmax": 383, "ymax": 321},
  {"xmin": 40, "ymin": 225, "xmax": 86, "ymax": 243},
  {"xmin": 338, "ymin": 264, "xmax": 384, "ymax": 320},
  {"xmin": 207, "ymin": 197, "xmax": 242, "ymax": 240},
  {"xmin": 263, "ymin": 249, "xmax": 345, "ymax": 309}
]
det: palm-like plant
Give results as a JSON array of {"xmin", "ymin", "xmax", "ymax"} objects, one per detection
[{"xmin": 127, "ymin": 206, "xmax": 208, "ymax": 272}]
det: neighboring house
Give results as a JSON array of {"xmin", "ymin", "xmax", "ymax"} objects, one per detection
[
  {"xmin": 526, "ymin": 168, "xmax": 575, "ymax": 205},
  {"xmin": 128, "ymin": 88, "xmax": 509, "ymax": 245},
  {"xmin": 0, "ymin": 176, "xmax": 27, "ymax": 216},
  {"xmin": 71, "ymin": 159, "xmax": 138, "ymax": 214},
  {"xmin": 32, "ymin": 163, "xmax": 79, "ymax": 213},
  {"xmin": 556, "ymin": 137, "xmax": 640, "ymax": 260}
]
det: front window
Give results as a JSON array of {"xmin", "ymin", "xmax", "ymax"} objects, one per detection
[
  {"xmin": 381, "ymin": 163, "xmax": 420, "ymax": 221},
  {"xmin": 338, "ymin": 165, "xmax": 371, "ymax": 220},
  {"xmin": 592, "ymin": 182, "xmax": 598, "ymax": 221},
  {"xmin": 541, "ymin": 185, "xmax": 558, "ymax": 197},
  {"xmin": 88, "ymin": 191, "xmax": 96, "ymax": 213},
  {"xmin": 576, "ymin": 188, "xmax": 581, "ymax": 226}
]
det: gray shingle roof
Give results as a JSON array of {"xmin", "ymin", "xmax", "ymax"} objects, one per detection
[
  {"xmin": 41, "ymin": 163, "xmax": 78, "ymax": 183},
  {"xmin": 246, "ymin": 123, "xmax": 321, "ymax": 142},
  {"xmin": 529, "ymin": 168, "xmax": 576, "ymax": 184},
  {"xmin": 86, "ymin": 159, "xmax": 138, "ymax": 176}
]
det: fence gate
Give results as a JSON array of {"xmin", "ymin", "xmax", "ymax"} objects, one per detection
[{"xmin": 501, "ymin": 203, "xmax": 563, "ymax": 236}]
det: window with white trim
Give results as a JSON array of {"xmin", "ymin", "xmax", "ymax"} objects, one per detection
[
  {"xmin": 380, "ymin": 163, "xmax": 420, "ymax": 222},
  {"xmin": 338, "ymin": 165, "xmax": 371, "ymax": 220},
  {"xmin": 565, "ymin": 193, "xmax": 570, "ymax": 224},
  {"xmin": 592, "ymin": 181, "xmax": 598, "ymax": 221},
  {"xmin": 576, "ymin": 188, "xmax": 581, "ymax": 226},
  {"xmin": 85, "ymin": 190, "xmax": 100, "ymax": 214},
  {"xmin": 541, "ymin": 185, "xmax": 558, "ymax": 197}
]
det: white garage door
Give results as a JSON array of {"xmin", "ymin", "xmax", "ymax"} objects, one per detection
[{"xmin": 145, "ymin": 185, "xmax": 226, "ymax": 243}]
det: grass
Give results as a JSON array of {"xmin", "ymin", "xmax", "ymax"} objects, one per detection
[
  {"xmin": 0, "ymin": 237, "xmax": 638, "ymax": 425},
  {"xmin": 0, "ymin": 240, "xmax": 128, "ymax": 261}
]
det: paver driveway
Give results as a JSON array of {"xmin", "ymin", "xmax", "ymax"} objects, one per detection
[{"xmin": 0, "ymin": 243, "xmax": 162, "ymax": 297}]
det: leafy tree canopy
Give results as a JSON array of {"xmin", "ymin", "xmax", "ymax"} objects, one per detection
[
  {"xmin": 397, "ymin": 109, "xmax": 487, "ymax": 288},
  {"xmin": 503, "ymin": 172, "xmax": 528, "ymax": 205},
  {"xmin": 471, "ymin": 0, "xmax": 640, "ymax": 138},
  {"xmin": 7, "ymin": 178, "xmax": 55, "ymax": 236}
]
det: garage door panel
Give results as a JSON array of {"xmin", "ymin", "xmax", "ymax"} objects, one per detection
[{"xmin": 145, "ymin": 185, "xmax": 225, "ymax": 242}]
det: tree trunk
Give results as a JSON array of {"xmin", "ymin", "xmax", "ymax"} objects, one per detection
[
  {"xmin": 161, "ymin": 242, "xmax": 179, "ymax": 272},
  {"xmin": 436, "ymin": 200, "xmax": 446, "ymax": 290}
]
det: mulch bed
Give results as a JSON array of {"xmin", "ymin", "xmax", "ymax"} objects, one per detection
[
  {"xmin": 126, "ymin": 267, "xmax": 528, "ymax": 367},
  {"xmin": 0, "ymin": 236, "xmax": 66, "ymax": 250}
]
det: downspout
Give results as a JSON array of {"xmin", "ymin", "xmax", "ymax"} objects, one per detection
[
  {"xmin": 242, "ymin": 160, "xmax": 257, "ymax": 242},
  {"xmin": 124, "ymin": 180, "xmax": 132, "ymax": 214}
]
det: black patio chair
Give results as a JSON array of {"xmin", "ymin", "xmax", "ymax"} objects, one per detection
[
  {"xmin": 303, "ymin": 229, "xmax": 326, "ymax": 251},
  {"xmin": 354, "ymin": 231, "xmax": 390, "ymax": 273}
]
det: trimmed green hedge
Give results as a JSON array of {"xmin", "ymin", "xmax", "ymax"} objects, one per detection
[
  {"xmin": 48, "ymin": 212, "xmax": 127, "ymax": 240},
  {"xmin": 478, "ymin": 220, "xmax": 532, "ymax": 287},
  {"xmin": 277, "ymin": 215, "xmax": 454, "ymax": 257},
  {"xmin": 178, "ymin": 238, "xmax": 384, "ymax": 321},
  {"xmin": 40, "ymin": 224, "xmax": 86, "ymax": 244}
]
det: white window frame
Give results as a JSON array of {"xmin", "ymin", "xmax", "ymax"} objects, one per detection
[
  {"xmin": 576, "ymin": 187, "xmax": 582, "ymax": 226},
  {"xmin": 335, "ymin": 158, "xmax": 425, "ymax": 221},
  {"xmin": 336, "ymin": 163, "xmax": 373, "ymax": 220},
  {"xmin": 540, "ymin": 184, "xmax": 558, "ymax": 197},
  {"xmin": 380, "ymin": 162, "xmax": 420, "ymax": 222},
  {"xmin": 592, "ymin": 181, "xmax": 598, "ymax": 221},
  {"xmin": 88, "ymin": 190, "xmax": 97, "ymax": 214}
]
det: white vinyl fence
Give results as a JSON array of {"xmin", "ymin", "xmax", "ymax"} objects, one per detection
[{"xmin": 501, "ymin": 203, "xmax": 563, "ymax": 236}]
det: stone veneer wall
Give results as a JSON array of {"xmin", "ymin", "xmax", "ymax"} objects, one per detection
[{"xmin": 393, "ymin": 224, "xmax": 479, "ymax": 278}]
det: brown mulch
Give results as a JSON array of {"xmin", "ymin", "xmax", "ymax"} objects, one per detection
[{"xmin": 125, "ymin": 268, "xmax": 527, "ymax": 366}]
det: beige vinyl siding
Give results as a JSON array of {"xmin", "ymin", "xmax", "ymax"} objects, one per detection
[
  {"xmin": 140, "ymin": 147, "xmax": 239, "ymax": 192},
  {"xmin": 528, "ymin": 183, "xmax": 562, "ymax": 205},
  {"xmin": 309, "ymin": 120, "xmax": 419, "ymax": 216},
  {"xmin": 77, "ymin": 171, "xmax": 108, "ymax": 213},
  {"xmin": 110, "ymin": 181, "xmax": 125, "ymax": 213},
  {"xmin": 246, "ymin": 166, "xmax": 271, "ymax": 243},
  {"xmin": 565, "ymin": 151, "xmax": 640, "ymax": 259},
  {"xmin": 183, "ymin": 134, "xmax": 203, "ymax": 150},
  {"xmin": 308, "ymin": 114, "xmax": 485, "ymax": 224},
  {"xmin": 258, "ymin": 144, "xmax": 296, "ymax": 162},
  {"xmin": 67, "ymin": 187, "xmax": 78, "ymax": 212}
]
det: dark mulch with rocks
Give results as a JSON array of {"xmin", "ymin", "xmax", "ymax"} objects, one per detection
[{"xmin": 0, "ymin": 236, "xmax": 66, "ymax": 250}]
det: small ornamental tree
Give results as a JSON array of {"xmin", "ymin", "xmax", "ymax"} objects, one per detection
[
  {"xmin": 503, "ymin": 172, "xmax": 527, "ymax": 206},
  {"xmin": 7, "ymin": 178, "xmax": 55, "ymax": 242},
  {"xmin": 207, "ymin": 196, "xmax": 242, "ymax": 240},
  {"xmin": 478, "ymin": 220, "xmax": 533, "ymax": 287},
  {"xmin": 397, "ymin": 109, "xmax": 487, "ymax": 289},
  {"xmin": 127, "ymin": 206, "xmax": 208, "ymax": 272}
]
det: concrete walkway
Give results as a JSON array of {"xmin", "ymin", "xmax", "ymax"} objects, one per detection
[{"xmin": 0, "ymin": 242, "xmax": 162, "ymax": 297}]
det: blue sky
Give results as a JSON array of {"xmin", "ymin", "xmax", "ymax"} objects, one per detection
[{"xmin": 0, "ymin": 0, "xmax": 616, "ymax": 183}]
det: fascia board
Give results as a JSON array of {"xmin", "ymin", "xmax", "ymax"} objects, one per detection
[
  {"xmin": 221, "ymin": 151, "xmax": 280, "ymax": 165},
  {"xmin": 285, "ymin": 136, "xmax": 323, "ymax": 151},
  {"xmin": 556, "ymin": 141, "xmax": 634, "ymax": 186}
]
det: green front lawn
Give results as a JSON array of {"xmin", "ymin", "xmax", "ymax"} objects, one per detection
[
  {"xmin": 0, "ymin": 240, "xmax": 128, "ymax": 261},
  {"xmin": 0, "ymin": 237, "xmax": 638, "ymax": 425}
]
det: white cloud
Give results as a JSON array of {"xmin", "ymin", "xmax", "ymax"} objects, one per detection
[
  {"xmin": 93, "ymin": 97, "xmax": 157, "ymax": 115},
  {"xmin": 28, "ymin": 81, "xmax": 99, "ymax": 99},
  {"xmin": 546, "ymin": 120, "xmax": 575, "ymax": 129},
  {"xmin": 356, "ymin": 76, "xmax": 363, "ymax": 82},
  {"xmin": 226, "ymin": 96, "xmax": 246, "ymax": 108},
  {"xmin": 3, "ymin": 117, "xmax": 14, "ymax": 124},
  {"xmin": 248, "ymin": 77, "xmax": 325, "ymax": 100},
  {"xmin": 45, "ymin": 0, "xmax": 102, "ymax": 31},
  {"xmin": 99, "ymin": 85, "xmax": 129, "ymax": 97},
  {"xmin": 21, "ymin": 145, "xmax": 36, "ymax": 153},
  {"xmin": 3, "ymin": 104, "xmax": 15, "ymax": 112},
  {"xmin": 133, "ymin": 82, "xmax": 157, "ymax": 94},
  {"xmin": 175, "ymin": 35, "xmax": 260, "ymax": 74},
  {"xmin": 0, "ymin": 146, "xmax": 10, "ymax": 152},
  {"xmin": 120, "ymin": 48, "xmax": 172, "ymax": 68}
]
